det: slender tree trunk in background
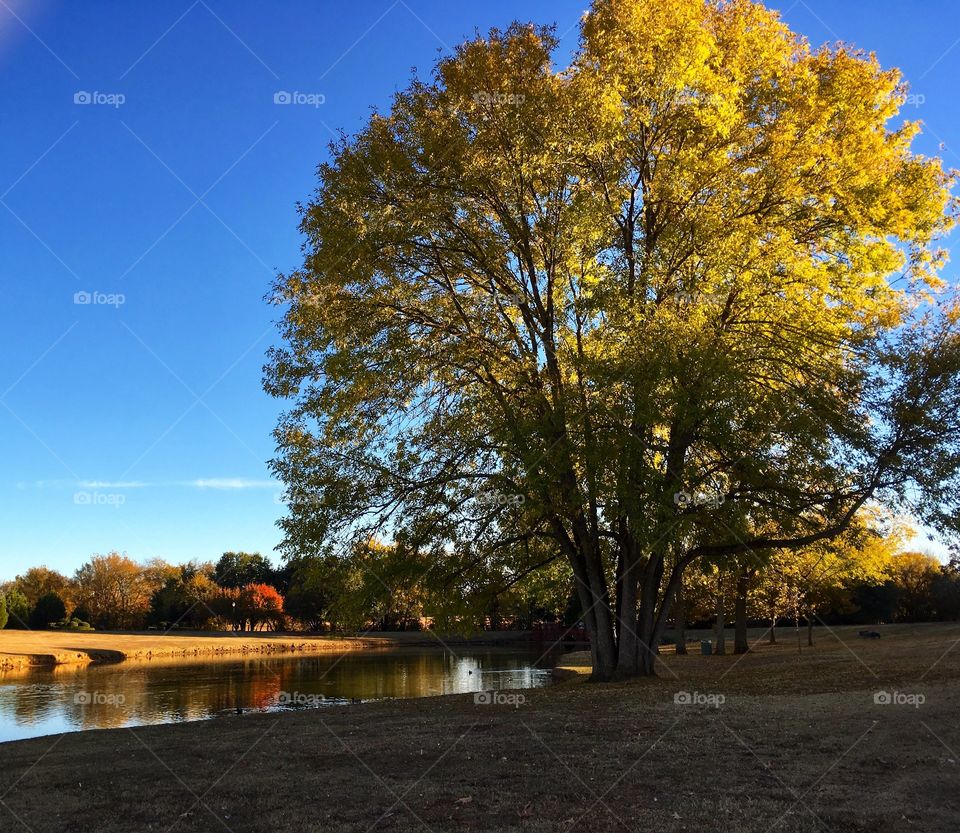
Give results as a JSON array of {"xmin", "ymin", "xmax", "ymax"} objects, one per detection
[
  {"xmin": 489, "ymin": 598, "xmax": 502, "ymax": 631},
  {"xmin": 714, "ymin": 574, "xmax": 726, "ymax": 656},
  {"xmin": 769, "ymin": 601, "xmax": 777, "ymax": 644},
  {"xmin": 734, "ymin": 568, "xmax": 750, "ymax": 655},
  {"xmin": 807, "ymin": 604, "xmax": 815, "ymax": 647},
  {"xmin": 674, "ymin": 584, "xmax": 687, "ymax": 655},
  {"xmin": 614, "ymin": 550, "xmax": 624, "ymax": 651}
]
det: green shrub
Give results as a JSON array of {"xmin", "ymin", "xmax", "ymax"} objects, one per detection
[
  {"xmin": 51, "ymin": 617, "xmax": 93, "ymax": 631},
  {"xmin": 0, "ymin": 594, "xmax": 7, "ymax": 630}
]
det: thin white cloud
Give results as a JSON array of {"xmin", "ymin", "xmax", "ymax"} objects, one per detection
[
  {"xmin": 78, "ymin": 480, "xmax": 148, "ymax": 489},
  {"xmin": 190, "ymin": 478, "xmax": 279, "ymax": 490},
  {"xmin": 14, "ymin": 478, "xmax": 278, "ymax": 491},
  {"xmin": 19, "ymin": 479, "xmax": 73, "ymax": 490}
]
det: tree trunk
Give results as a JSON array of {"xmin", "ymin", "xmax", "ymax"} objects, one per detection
[
  {"xmin": 674, "ymin": 584, "xmax": 687, "ymax": 655},
  {"xmin": 733, "ymin": 568, "xmax": 750, "ymax": 655},
  {"xmin": 807, "ymin": 605, "xmax": 814, "ymax": 647},
  {"xmin": 634, "ymin": 552, "xmax": 665, "ymax": 675},
  {"xmin": 573, "ymin": 549, "xmax": 617, "ymax": 680},
  {"xmin": 614, "ymin": 551, "xmax": 641, "ymax": 676},
  {"xmin": 714, "ymin": 574, "xmax": 726, "ymax": 656},
  {"xmin": 769, "ymin": 602, "xmax": 777, "ymax": 644}
]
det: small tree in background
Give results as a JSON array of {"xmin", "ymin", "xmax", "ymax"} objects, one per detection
[
  {"xmin": 0, "ymin": 594, "xmax": 7, "ymax": 630},
  {"xmin": 28, "ymin": 592, "xmax": 67, "ymax": 629},
  {"xmin": 3, "ymin": 588, "xmax": 30, "ymax": 629},
  {"xmin": 13, "ymin": 567, "xmax": 72, "ymax": 611},
  {"xmin": 73, "ymin": 553, "xmax": 156, "ymax": 629},
  {"xmin": 148, "ymin": 561, "xmax": 218, "ymax": 630},
  {"xmin": 886, "ymin": 552, "xmax": 943, "ymax": 622},
  {"xmin": 240, "ymin": 583, "xmax": 285, "ymax": 631},
  {"xmin": 284, "ymin": 555, "xmax": 339, "ymax": 631},
  {"xmin": 214, "ymin": 552, "xmax": 276, "ymax": 589}
]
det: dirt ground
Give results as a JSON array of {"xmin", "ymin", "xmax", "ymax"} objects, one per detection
[{"xmin": 2, "ymin": 622, "xmax": 959, "ymax": 832}]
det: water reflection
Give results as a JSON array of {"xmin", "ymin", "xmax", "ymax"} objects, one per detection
[{"xmin": 0, "ymin": 649, "xmax": 554, "ymax": 743}]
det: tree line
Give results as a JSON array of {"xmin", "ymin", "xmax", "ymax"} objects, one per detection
[{"xmin": 2, "ymin": 535, "xmax": 958, "ymax": 636}]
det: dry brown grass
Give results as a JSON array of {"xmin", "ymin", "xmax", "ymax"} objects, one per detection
[
  {"xmin": 0, "ymin": 629, "xmax": 516, "ymax": 672},
  {"xmin": 2, "ymin": 622, "xmax": 959, "ymax": 832}
]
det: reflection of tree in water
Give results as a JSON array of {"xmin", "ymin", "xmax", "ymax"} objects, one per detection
[
  {"xmin": 268, "ymin": 650, "xmax": 551, "ymax": 704},
  {"xmin": 1, "ymin": 678, "xmax": 61, "ymax": 725},
  {"xmin": 0, "ymin": 650, "xmax": 553, "ymax": 739}
]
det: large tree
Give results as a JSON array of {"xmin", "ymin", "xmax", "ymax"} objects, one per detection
[{"xmin": 265, "ymin": 0, "xmax": 960, "ymax": 678}]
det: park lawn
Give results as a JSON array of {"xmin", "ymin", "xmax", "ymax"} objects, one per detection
[
  {"xmin": 2, "ymin": 622, "xmax": 959, "ymax": 832},
  {"xmin": 0, "ymin": 629, "xmax": 514, "ymax": 672}
]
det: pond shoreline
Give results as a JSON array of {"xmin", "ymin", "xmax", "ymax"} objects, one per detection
[{"xmin": 0, "ymin": 629, "xmax": 536, "ymax": 673}]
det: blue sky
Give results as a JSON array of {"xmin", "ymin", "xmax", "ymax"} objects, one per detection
[{"xmin": 1, "ymin": 0, "xmax": 958, "ymax": 580}]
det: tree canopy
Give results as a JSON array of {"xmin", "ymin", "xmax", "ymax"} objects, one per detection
[{"xmin": 265, "ymin": 0, "xmax": 960, "ymax": 678}]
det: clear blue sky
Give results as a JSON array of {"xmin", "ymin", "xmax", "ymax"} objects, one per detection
[{"xmin": 1, "ymin": 0, "xmax": 957, "ymax": 581}]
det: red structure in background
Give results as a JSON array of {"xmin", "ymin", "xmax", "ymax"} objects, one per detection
[{"xmin": 531, "ymin": 621, "xmax": 589, "ymax": 648}]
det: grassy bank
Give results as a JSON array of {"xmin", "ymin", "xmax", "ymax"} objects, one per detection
[
  {"xmin": 0, "ymin": 629, "xmax": 530, "ymax": 672},
  {"xmin": 3, "ymin": 622, "xmax": 959, "ymax": 832}
]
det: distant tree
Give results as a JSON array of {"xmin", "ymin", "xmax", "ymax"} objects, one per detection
[
  {"xmin": 0, "ymin": 594, "xmax": 7, "ymax": 630},
  {"xmin": 71, "ymin": 604, "xmax": 93, "ymax": 624},
  {"xmin": 141, "ymin": 559, "xmax": 180, "ymax": 591},
  {"xmin": 14, "ymin": 567, "xmax": 72, "ymax": 611},
  {"xmin": 239, "ymin": 583, "xmax": 285, "ymax": 631},
  {"xmin": 214, "ymin": 552, "xmax": 276, "ymax": 589},
  {"xmin": 148, "ymin": 562, "xmax": 218, "ymax": 630},
  {"xmin": 3, "ymin": 588, "xmax": 30, "ymax": 629},
  {"xmin": 284, "ymin": 556, "xmax": 338, "ymax": 630},
  {"xmin": 73, "ymin": 553, "xmax": 155, "ymax": 629},
  {"xmin": 207, "ymin": 583, "xmax": 285, "ymax": 631},
  {"xmin": 851, "ymin": 580, "xmax": 901, "ymax": 624},
  {"xmin": 334, "ymin": 540, "xmax": 429, "ymax": 632},
  {"xmin": 931, "ymin": 572, "xmax": 960, "ymax": 620},
  {"xmin": 210, "ymin": 587, "xmax": 242, "ymax": 631},
  {"xmin": 886, "ymin": 552, "xmax": 942, "ymax": 622},
  {"xmin": 28, "ymin": 592, "xmax": 67, "ymax": 629},
  {"xmin": 766, "ymin": 522, "xmax": 897, "ymax": 646}
]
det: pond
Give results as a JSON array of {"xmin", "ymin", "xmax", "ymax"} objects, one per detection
[{"xmin": 0, "ymin": 647, "xmax": 557, "ymax": 744}]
